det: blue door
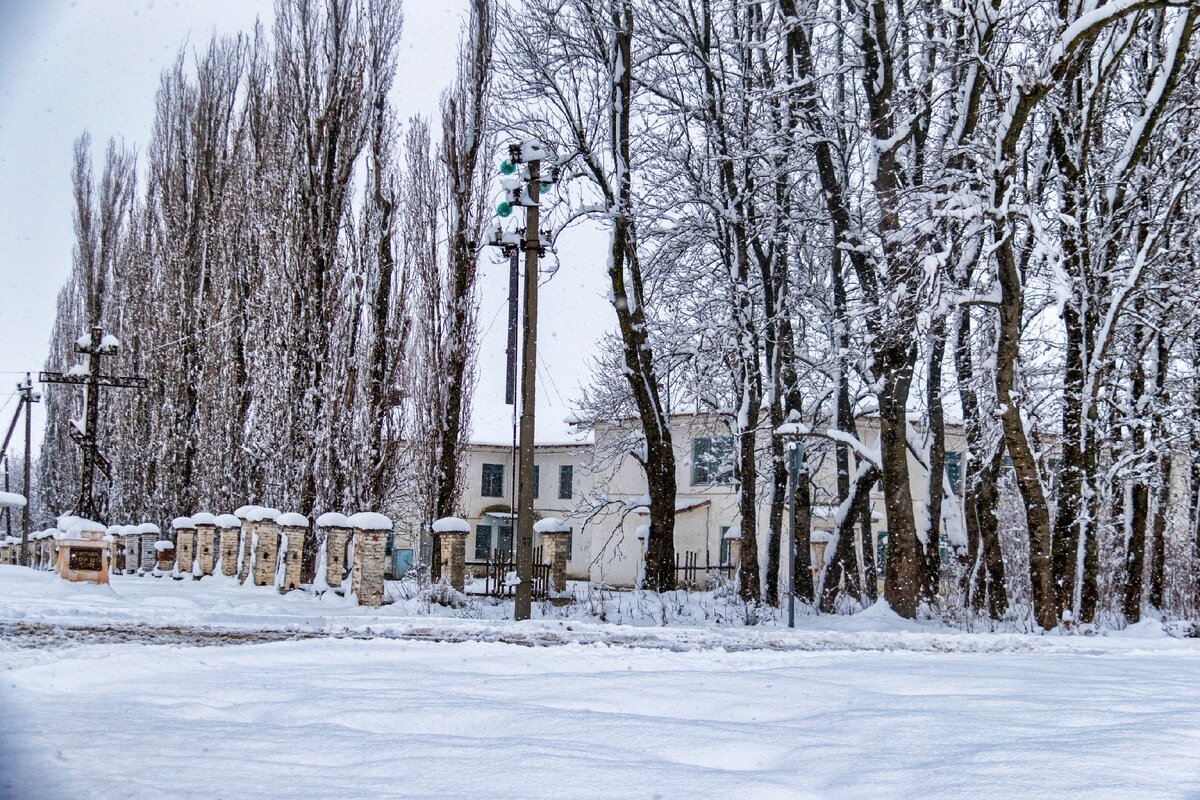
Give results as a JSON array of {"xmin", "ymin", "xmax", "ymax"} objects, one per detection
[{"xmin": 392, "ymin": 548, "xmax": 414, "ymax": 577}]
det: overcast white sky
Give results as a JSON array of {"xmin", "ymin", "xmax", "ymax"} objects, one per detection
[{"xmin": 0, "ymin": 0, "xmax": 607, "ymax": 458}]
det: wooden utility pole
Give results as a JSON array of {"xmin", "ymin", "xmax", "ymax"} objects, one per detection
[{"xmin": 41, "ymin": 326, "xmax": 147, "ymax": 522}]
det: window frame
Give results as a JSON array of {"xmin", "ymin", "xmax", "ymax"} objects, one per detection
[
  {"xmin": 691, "ymin": 435, "xmax": 735, "ymax": 485},
  {"xmin": 719, "ymin": 525, "xmax": 732, "ymax": 566},
  {"xmin": 475, "ymin": 524, "xmax": 492, "ymax": 559},
  {"xmin": 944, "ymin": 451, "xmax": 963, "ymax": 494},
  {"xmin": 558, "ymin": 464, "xmax": 574, "ymax": 500},
  {"xmin": 481, "ymin": 463, "xmax": 505, "ymax": 498}
]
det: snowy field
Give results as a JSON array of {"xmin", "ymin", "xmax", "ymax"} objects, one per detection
[{"xmin": 3, "ymin": 567, "xmax": 1200, "ymax": 799}]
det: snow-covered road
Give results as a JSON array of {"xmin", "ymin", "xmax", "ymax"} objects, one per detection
[
  {"xmin": 4, "ymin": 636, "xmax": 1200, "ymax": 799},
  {"xmin": 3, "ymin": 566, "xmax": 1199, "ymax": 799}
]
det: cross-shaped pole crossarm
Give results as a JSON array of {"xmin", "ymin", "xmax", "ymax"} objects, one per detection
[
  {"xmin": 39, "ymin": 372, "xmax": 149, "ymax": 389},
  {"xmin": 94, "ymin": 450, "xmax": 112, "ymax": 480}
]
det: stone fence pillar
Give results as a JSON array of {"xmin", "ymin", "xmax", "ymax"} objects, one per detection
[
  {"xmin": 234, "ymin": 506, "xmax": 257, "ymax": 583},
  {"xmin": 106, "ymin": 526, "xmax": 123, "ymax": 573},
  {"xmin": 431, "ymin": 517, "xmax": 470, "ymax": 592},
  {"xmin": 120, "ymin": 526, "xmax": 138, "ymax": 574},
  {"xmin": 534, "ymin": 517, "xmax": 572, "ymax": 594},
  {"xmin": 172, "ymin": 517, "xmax": 196, "ymax": 580},
  {"xmin": 250, "ymin": 508, "xmax": 282, "ymax": 588},
  {"xmin": 278, "ymin": 512, "xmax": 309, "ymax": 592},
  {"xmin": 349, "ymin": 512, "xmax": 393, "ymax": 606},
  {"xmin": 316, "ymin": 513, "xmax": 352, "ymax": 593},
  {"xmin": 215, "ymin": 514, "xmax": 241, "ymax": 577},
  {"xmin": 137, "ymin": 523, "xmax": 161, "ymax": 574},
  {"xmin": 154, "ymin": 540, "xmax": 175, "ymax": 574},
  {"xmin": 192, "ymin": 513, "xmax": 218, "ymax": 576}
]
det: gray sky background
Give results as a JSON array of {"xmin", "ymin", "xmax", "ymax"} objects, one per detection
[{"xmin": 0, "ymin": 0, "xmax": 607, "ymax": 459}]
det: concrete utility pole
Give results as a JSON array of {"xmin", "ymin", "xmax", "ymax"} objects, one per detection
[
  {"xmin": 786, "ymin": 442, "xmax": 804, "ymax": 628},
  {"xmin": 3, "ymin": 455, "xmax": 10, "ymax": 538},
  {"xmin": 514, "ymin": 156, "xmax": 541, "ymax": 621},
  {"xmin": 41, "ymin": 327, "xmax": 147, "ymax": 522},
  {"xmin": 493, "ymin": 141, "xmax": 556, "ymax": 621},
  {"xmin": 1, "ymin": 374, "xmax": 39, "ymax": 565}
]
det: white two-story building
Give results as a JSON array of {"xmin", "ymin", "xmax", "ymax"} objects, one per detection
[{"xmin": 451, "ymin": 411, "xmax": 969, "ymax": 590}]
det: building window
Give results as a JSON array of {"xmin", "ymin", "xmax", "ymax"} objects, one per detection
[
  {"xmin": 565, "ymin": 529, "xmax": 573, "ymax": 560},
  {"xmin": 475, "ymin": 525, "xmax": 492, "ymax": 559},
  {"xmin": 876, "ymin": 530, "xmax": 887, "ymax": 578},
  {"xmin": 1047, "ymin": 457, "xmax": 1062, "ymax": 494},
  {"xmin": 691, "ymin": 436, "xmax": 734, "ymax": 485},
  {"xmin": 532, "ymin": 465, "xmax": 540, "ymax": 499},
  {"xmin": 559, "ymin": 465, "xmax": 574, "ymax": 499},
  {"xmin": 482, "ymin": 463, "xmax": 504, "ymax": 497},
  {"xmin": 497, "ymin": 526, "xmax": 514, "ymax": 559},
  {"xmin": 944, "ymin": 451, "xmax": 963, "ymax": 494},
  {"xmin": 719, "ymin": 526, "xmax": 732, "ymax": 565}
]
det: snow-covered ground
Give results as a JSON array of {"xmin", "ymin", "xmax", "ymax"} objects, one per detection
[{"xmin": 2, "ymin": 566, "xmax": 1199, "ymax": 799}]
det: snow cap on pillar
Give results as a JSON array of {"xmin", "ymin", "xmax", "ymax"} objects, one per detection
[
  {"xmin": 347, "ymin": 512, "xmax": 393, "ymax": 531},
  {"xmin": 277, "ymin": 512, "xmax": 309, "ymax": 528},
  {"xmin": 171, "ymin": 516, "xmax": 196, "ymax": 530},
  {"xmin": 316, "ymin": 512, "xmax": 351, "ymax": 529},
  {"xmin": 214, "ymin": 514, "xmax": 241, "ymax": 528},
  {"xmin": 431, "ymin": 516, "xmax": 469, "ymax": 534},
  {"xmin": 246, "ymin": 507, "xmax": 280, "ymax": 523},
  {"xmin": 533, "ymin": 517, "xmax": 570, "ymax": 534},
  {"xmin": 136, "ymin": 522, "xmax": 162, "ymax": 535},
  {"xmin": 233, "ymin": 505, "xmax": 259, "ymax": 520},
  {"xmin": 191, "ymin": 512, "xmax": 217, "ymax": 526}
]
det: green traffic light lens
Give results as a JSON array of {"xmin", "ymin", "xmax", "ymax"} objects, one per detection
[
  {"xmin": 500, "ymin": 160, "xmax": 516, "ymax": 175},
  {"xmin": 497, "ymin": 202, "xmax": 513, "ymax": 217}
]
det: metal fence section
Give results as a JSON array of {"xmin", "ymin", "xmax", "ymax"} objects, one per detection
[
  {"xmin": 465, "ymin": 545, "xmax": 549, "ymax": 599},
  {"xmin": 674, "ymin": 550, "xmax": 735, "ymax": 589}
]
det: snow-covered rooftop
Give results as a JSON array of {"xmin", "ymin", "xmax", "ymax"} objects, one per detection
[{"xmin": 0, "ymin": 491, "xmax": 26, "ymax": 508}]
